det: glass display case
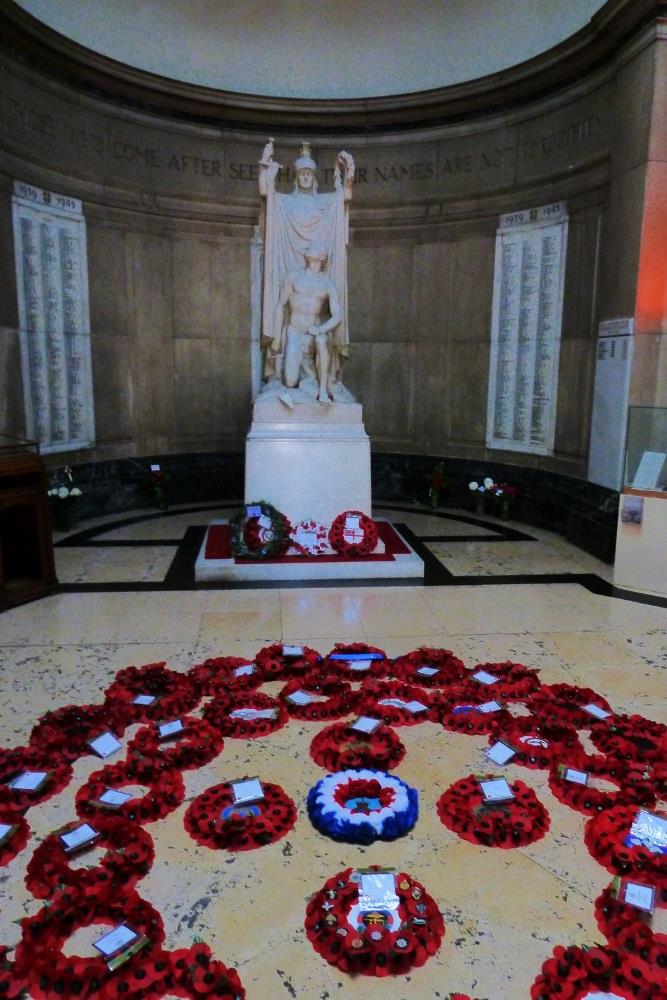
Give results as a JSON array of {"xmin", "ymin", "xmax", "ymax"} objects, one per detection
[{"xmin": 623, "ymin": 405, "xmax": 667, "ymax": 493}]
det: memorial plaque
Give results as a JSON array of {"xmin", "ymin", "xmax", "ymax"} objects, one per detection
[
  {"xmin": 12, "ymin": 181, "xmax": 95, "ymax": 453},
  {"xmin": 487, "ymin": 202, "xmax": 568, "ymax": 455}
]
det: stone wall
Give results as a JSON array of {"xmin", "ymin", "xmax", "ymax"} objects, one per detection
[{"xmin": 0, "ymin": 15, "xmax": 661, "ymax": 476}]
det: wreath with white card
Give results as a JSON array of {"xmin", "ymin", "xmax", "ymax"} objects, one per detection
[
  {"xmin": 289, "ymin": 520, "xmax": 330, "ymax": 556},
  {"xmin": 184, "ymin": 779, "xmax": 296, "ymax": 852},
  {"xmin": 230, "ymin": 501, "xmax": 291, "ymax": 559},
  {"xmin": 436, "ymin": 774, "xmax": 550, "ymax": 848},
  {"xmin": 328, "ymin": 510, "xmax": 378, "ymax": 557}
]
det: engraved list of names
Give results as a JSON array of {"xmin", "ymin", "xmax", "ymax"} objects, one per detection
[
  {"xmin": 12, "ymin": 181, "xmax": 95, "ymax": 453},
  {"xmin": 486, "ymin": 202, "xmax": 568, "ymax": 455}
]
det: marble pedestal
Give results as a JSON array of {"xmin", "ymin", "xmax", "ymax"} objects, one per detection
[{"xmin": 244, "ymin": 398, "xmax": 371, "ymax": 525}]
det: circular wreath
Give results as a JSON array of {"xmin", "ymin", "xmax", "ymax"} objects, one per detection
[
  {"xmin": 584, "ymin": 805, "xmax": 667, "ymax": 889},
  {"xmin": 496, "ymin": 716, "xmax": 584, "ymax": 770},
  {"xmin": 75, "ymin": 756, "xmax": 185, "ymax": 826},
  {"xmin": 436, "ymin": 688, "xmax": 511, "ymax": 737},
  {"xmin": 328, "ymin": 511, "xmax": 378, "ymax": 558},
  {"xmin": 202, "ymin": 691, "xmax": 288, "ymax": 739},
  {"xmin": 230, "ymin": 501, "xmax": 291, "ymax": 559},
  {"xmin": 184, "ymin": 780, "xmax": 296, "ymax": 852},
  {"xmin": 29, "ymin": 704, "xmax": 117, "ymax": 764},
  {"xmin": 0, "ymin": 745, "xmax": 73, "ymax": 811},
  {"xmin": 280, "ymin": 677, "xmax": 356, "ymax": 721},
  {"xmin": 392, "ymin": 647, "xmax": 468, "ymax": 687},
  {"xmin": 189, "ymin": 656, "xmax": 260, "ymax": 697},
  {"xmin": 527, "ymin": 683, "xmax": 613, "ymax": 729},
  {"xmin": 289, "ymin": 520, "xmax": 330, "ymax": 556},
  {"xmin": 127, "ymin": 716, "xmax": 224, "ymax": 771},
  {"xmin": 356, "ymin": 679, "xmax": 436, "ymax": 726},
  {"xmin": 530, "ymin": 943, "xmax": 666, "ymax": 1000},
  {"xmin": 166, "ymin": 942, "xmax": 246, "ymax": 999},
  {"xmin": 589, "ymin": 714, "xmax": 667, "ymax": 765},
  {"xmin": 304, "ymin": 865, "xmax": 444, "ymax": 977},
  {"xmin": 322, "ymin": 642, "xmax": 391, "ymax": 681},
  {"xmin": 0, "ymin": 945, "xmax": 27, "ymax": 1000},
  {"xmin": 14, "ymin": 884, "xmax": 167, "ymax": 1000},
  {"xmin": 254, "ymin": 643, "xmax": 321, "ymax": 681},
  {"xmin": 104, "ymin": 661, "xmax": 199, "ymax": 724},
  {"xmin": 548, "ymin": 756, "xmax": 656, "ymax": 817},
  {"xmin": 594, "ymin": 884, "xmax": 666, "ymax": 980},
  {"xmin": 25, "ymin": 816, "xmax": 154, "ymax": 899},
  {"xmin": 0, "ymin": 808, "xmax": 30, "ymax": 868},
  {"xmin": 309, "ymin": 721, "xmax": 406, "ymax": 772},
  {"xmin": 467, "ymin": 660, "xmax": 541, "ymax": 699},
  {"xmin": 307, "ymin": 769, "xmax": 418, "ymax": 844},
  {"xmin": 437, "ymin": 774, "xmax": 550, "ymax": 849}
]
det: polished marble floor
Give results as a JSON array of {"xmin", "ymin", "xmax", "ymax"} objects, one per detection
[{"xmin": 0, "ymin": 504, "xmax": 665, "ymax": 999}]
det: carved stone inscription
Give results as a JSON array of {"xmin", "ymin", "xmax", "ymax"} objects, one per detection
[
  {"xmin": 12, "ymin": 181, "xmax": 95, "ymax": 452},
  {"xmin": 486, "ymin": 203, "xmax": 568, "ymax": 456}
]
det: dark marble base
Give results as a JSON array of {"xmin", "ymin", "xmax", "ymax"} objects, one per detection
[{"xmin": 47, "ymin": 450, "xmax": 619, "ymax": 564}]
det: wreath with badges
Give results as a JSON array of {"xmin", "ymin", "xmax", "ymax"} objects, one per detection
[
  {"xmin": 307, "ymin": 769, "xmax": 418, "ymax": 844},
  {"xmin": 328, "ymin": 510, "xmax": 378, "ymax": 557},
  {"xmin": 184, "ymin": 780, "xmax": 296, "ymax": 852},
  {"xmin": 289, "ymin": 520, "xmax": 329, "ymax": 556},
  {"xmin": 25, "ymin": 816, "xmax": 154, "ymax": 899},
  {"xmin": 230, "ymin": 501, "xmax": 291, "ymax": 559},
  {"xmin": 309, "ymin": 721, "xmax": 406, "ymax": 772},
  {"xmin": 436, "ymin": 774, "xmax": 550, "ymax": 849},
  {"xmin": 304, "ymin": 865, "xmax": 444, "ymax": 977}
]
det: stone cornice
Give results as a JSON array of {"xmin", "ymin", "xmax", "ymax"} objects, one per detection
[{"xmin": 0, "ymin": 0, "xmax": 665, "ymax": 133}]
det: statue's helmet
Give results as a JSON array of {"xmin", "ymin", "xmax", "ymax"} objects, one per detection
[{"xmin": 294, "ymin": 141, "xmax": 317, "ymax": 172}]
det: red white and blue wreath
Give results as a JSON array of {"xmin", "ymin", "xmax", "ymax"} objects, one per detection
[{"xmin": 307, "ymin": 769, "xmax": 418, "ymax": 845}]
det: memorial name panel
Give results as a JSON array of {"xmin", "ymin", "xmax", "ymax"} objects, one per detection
[
  {"xmin": 486, "ymin": 203, "xmax": 569, "ymax": 456},
  {"xmin": 12, "ymin": 180, "xmax": 95, "ymax": 452}
]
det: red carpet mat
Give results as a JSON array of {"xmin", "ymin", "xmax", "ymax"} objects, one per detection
[{"xmin": 204, "ymin": 520, "xmax": 412, "ymax": 563}]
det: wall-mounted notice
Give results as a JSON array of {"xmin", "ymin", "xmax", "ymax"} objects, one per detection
[
  {"xmin": 588, "ymin": 318, "xmax": 634, "ymax": 490},
  {"xmin": 486, "ymin": 202, "xmax": 569, "ymax": 455},
  {"xmin": 12, "ymin": 181, "xmax": 95, "ymax": 453}
]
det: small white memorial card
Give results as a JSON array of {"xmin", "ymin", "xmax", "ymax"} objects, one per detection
[
  {"xmin": 60, "ymin": 822, "xmax": 98, "ymax": 853},
  {"xmin": 359, "ymin": 872, "xmax": 399, "ymax": 912},
  {"xmin": 97, "ymin": 788, "xmax": 132, "ymax": 808},
  {"xmin": 150, "ymin": 464, "xmax": 161, "ymax": 472},
  {"xmin": 620, "ymin": 880, "xmax": 655, "ymax": 913},
  {"xmin": 343, "ymin": 515, "xmax": 364, "ymax": 543},
  {"xmin": 94, "ymin": 923, "xmax": 138, "ymax": 959},
  {"xmin": 485, "ymin": 741, "xmax": 516, "ymax": 766},
  {"xmin": 581, "ymin": 993, "xmax": 625, "ymax": 1000},
  {"xmin": 132, "ymin": 694, "xmax": 156, "ymax": 706},
  {"xmin": 348, "ymin": 659, "xmax": 371, "ymax": 672},
  {"xmin": 8, "ymin": 770, "xmax": 49, "ymax": 792},
  {"xmin": 350, "ymin": 716, "xmax": 382, "ymax": 735},
  {"xmin": 282, "ymin": 645, "xmax": 304, "ymax": 657},
  {"xmin": 286, "ymin": 690, "xmax": 315, "ymax": 707},
  {"xmin": 246, "ymin": 505, "xmax": 262, "ymax": 518},
  {"xmin": 258, "ymin": 514, "xmax": 272, "ymax": 530},
  {"xmin": 0, "ymin": 823, "xmax": 16, "ymax": 846},
  {"xmin": 232, "ymin": 778, "xmax": 264, "ymax": 804},
  {"xmin": 295, "ymin": 529, "xmax": 317, "ymax": 548},
  {"xmin": 478, "ymin": 700, "xmax": 503, "ymax": 714},
  {"xmin": 378, "ymin": 697, "xmax": 427, "ymax": 714},
  {"xmin": 563, "ymin": 767, "xmax": 589, "ymax": 786},
  {"xmin": 625, "ymin": 809, "xmax": 667, "ymax": 854},
  {"xmin": 157, "ymin": 719, "xmax": 185, "ymax": 740},
  {"xmin": 471, "ymin": 670, "xmax": 498, "ymax": 685},
  {"xmin": 583, "ymin": 703, "xmax": 612, "ymax": 720},
  {"xmin": 480, "ymin": 777, "xmax": 515, "ymax": 803},
  {"xmin": 417, "ymin": 666, "xmax": 439, "ymax": 678},
  {"xmin": 89, "ymin": 732, "xmax": 122, "ymax": 758},
  {"xmin": 229, "ymin": 707, "xmax": 277, "ymax": 721},
  {"xmin": 234, "ymin": 664, "xmax": 254, "ymax": 677}
]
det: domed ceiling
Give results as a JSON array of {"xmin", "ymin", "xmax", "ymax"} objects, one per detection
[{"xmin": 15, "ymin": 0, "xmax": 608, "ymax": 100}]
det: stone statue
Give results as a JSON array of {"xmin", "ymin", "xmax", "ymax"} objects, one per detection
[
  {"xmin": 272, "ymin": 246, "xmax": 341, "ymax": 403},
  {"xmin": 257, "ymin": 139, "xmax": 355, "ymax": 401}
]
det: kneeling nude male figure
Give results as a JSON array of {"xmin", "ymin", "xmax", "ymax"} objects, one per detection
[{"xmin": 272, "ymin": 246, "xmax": 342, "ymax": 403}]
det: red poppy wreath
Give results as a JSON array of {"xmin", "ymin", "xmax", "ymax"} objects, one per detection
[
  {"xmin": 184, "ymin": 780, "xmax": 296, "ymax": 852},
  {"xmin": 75, "ymin": 756, "xmax": 185, "ymax": 826},
  {"xmin": 280, "ymin": 677, "xmax": 356, "ymax": 721},
  {"xmin": 437, "ymin": 774, "xmax": 550, "ymax": 848},
  {"xmin": 328, "ymin": 510, "xmax": 378, "ymax": 557},
  {"xmin": 392, "ymin": 647, "xmax": 468, "ymax": 686},
  {"xmin": 357, "ymin": 679, "xmax": 436, "ymax": 726},
  {"xmin": 435, "ymin": 688, "xmax": 511, "ymax": 737},
  {"xmin": 530, "ymin": 942, "xmax": 666, "ymax": 1000},
  {"xmin": 594, "ymin": 883, "xmax": 666, "ymax": 980},
  {"xmin": 309, "ymin": 720, "xmax": 406, "ymax": 772},
  {"xmin": 29, "ymin": 704, "xmax": 116, "ymax": 764},
  {"xmin": 527, "ymin": 682, "xmax": 613, "ymax": 729},
  {"xmin": 584, "ymin": 804, "xmax": 667, "ymax": 889},
  {"xmin": 495, "ymin": 716, "xmax": 584, "ymax": 771},
  {"xmin": 166, "ymin": 942, "xmax": 246, "ymax": 999},
  {"xmin": 25, "ymin": 815, "xmax": 154, "ymax": 899},
  {"xmin": 588, "ymin": 714, "xmax": 667, "ymax": 765},
  {"xmin": 0, "ymin": 808, "xmax": 30, "ymax": 868},
  {"xmin": 254, "ymin": 642, "xmax": 321, "ymax": 681},
  {"xmin": 304, "ymin": 865, "xmax": 444, "ymax": 977},
  {"xmin": 202, "ymin": 691, "xmax": 288, "ymax": 738},
  {"xmin": 548, "ymin": 756, "xmax": 656, "ymax": 817},
  {"xmin": 0, "ymin": 944, "xmax": 27, "ymax": 1000},
  {"xmin": 189, "ymin": 656, "xmax": 260, "ymax": 697},
  {"xmin": 127, "ymin": 716, "xmax": 224, "ymax": 771},
  {"xmin": 0, "ymin": 745, "xmax": 73, "ymax": 812},
  {"xmin": 322, "ymin": 642, "xmax": 391, "ymax": 681},
  {"xmin": 104, "ymin": 661, "xmax": 199, "ymax": 724}
]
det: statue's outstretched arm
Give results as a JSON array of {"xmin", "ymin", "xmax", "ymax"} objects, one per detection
[
  {"xmin": 258, "ymin": 138, "xmax": 282, "ymax": 196},
  {"xmin": 336, "ymin": 151, "xmax": 356, "ymax": 200}
]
